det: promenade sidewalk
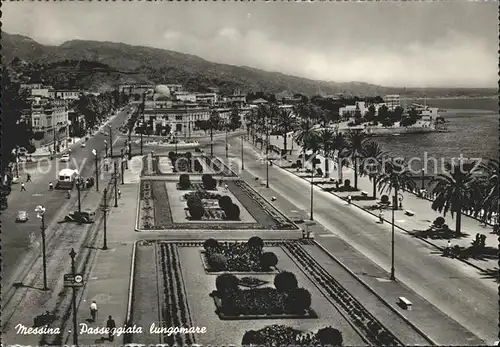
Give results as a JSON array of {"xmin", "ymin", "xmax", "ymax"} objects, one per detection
[
  {"xmin": 236, "ymin": 168, "xmax": 484, "ymax": 345},
  {"xmin": 281, "ymin": 152, "xmax": 497, "ymax": 272},
  {"xmin": 61, "ymin": 181, "xmax": 140, "ymax": 345}
]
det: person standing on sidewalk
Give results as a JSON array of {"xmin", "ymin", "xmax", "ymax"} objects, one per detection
[
  {"xmin": 26, "ymin": 173, "xmax": 31, "ymax": 182},
  {"xmin": 347, "ymin": 195, "xmax": 352, "ymax": 205},
  {"xmin": 106, "ymin": 315, "xmax": 116, "ymax": 341},
  {"xmin": 379, "ymin": 210, "xmax": 384, "ymax": 224},
  {"xmin": 90, "ymin": 301, "xmax": 98, "ymax": 322},
  {"xmin": 117, "ymin": 188, "xmax": 121, "ymax": 199},
  {"xmin": 20, "ymin": 183, "xmax": 27, "ymax": 192}
]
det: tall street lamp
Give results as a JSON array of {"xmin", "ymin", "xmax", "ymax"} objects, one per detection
[
  {"xmin": 310, "ymin": 162, "xmax": 314, "ymax": 221},
  {"xmin": 225, "ymin": 121, "xmax": 229, "ymax": 158},
  {"xmin": 92, "ymin": 149, "xmax": 99, "ymax": 192},
  {"xmin": 69, "ymin": 248, "xmax": 79, "ymax": 346},
  {"xmin": 265, "ymin": 115, "xmax": 270, "ymax": 188},
  {"xmin": 241, "ymin": 136, "xmax": 244, "ymax": 170},
  {"xmin": 76, "ymin": 177, "xmax": 82, "ymax": 214},
  {"xmin": 390, "ymin": 194, "xmax": 397, "ymax": 281},
  {"xmin": 127, "ymin": 129, "xmax": 132, "ymax": 160},
  {"xmin": 104, "ymin": 140, "xmax": 109, "ymax": 158},
  {"xmin": 120, "ymin": 149, "xmax": 125, "ymax": 184},
  {"xmin": 113, "ymin": 161, "xmax": 118, "ymax": 207},
  {"xmin": 35, "ymin": 205, "xmax": 48, "ymax": 290},
  {"xmin": 108, "ymin": 126, "xmax": 113, "ymax": 157},
  {"xmin": 101, "ymin": 188, "xmax": 108, "ymax": 250},
  {"xmin": 421, "ymin": 168, "xmax": 425, "ymax": 190}
]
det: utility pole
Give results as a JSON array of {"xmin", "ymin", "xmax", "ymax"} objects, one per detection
[
  {"xmin": 128, "ymin": 129, "xmax": 132, "ymax": 160},
  {"xmin": 114, "ymin": 161, "xmax": 118, "ymax": 207},
  {"xmin": 53, "ymin": 127, "xmax": 57, "ymax": 153},
  {"xmin": 225, "ymin": 122, "xmax": 229, "ymax": 158},
  {"xmin": 265, "ymin": 113, "xmax": 269, "ymax": 188},
  {"xmin": 102, "ymin": 189, "xmax": 108, "ymax": 250},
  {"xmin": 69, "ymin": 248, "xmax": 78, "ymax": 346}
]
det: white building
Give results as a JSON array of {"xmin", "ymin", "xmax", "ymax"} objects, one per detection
[
  {"xmin": 49, "ymin": 89, "xmax": 81, "ymax": 101},
  {"xmin": 174, "ymin": 91, "xmax": 197, "ymax": 103},
  {"xmin": 195, "ymin": 92, "xmax": 218, "ymax": 105},
  {"xmin": 29, "ymin": 97, "xmax": 68, "ymax": 132},
  {"xmin": 339, "ymin": 101, "xmax": 367, "ymax": 117},
  {"xmin": 384, "ymin": 95, "xmax": 400, "ymax": 111}
]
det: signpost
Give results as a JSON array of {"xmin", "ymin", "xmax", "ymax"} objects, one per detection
[{"xmin": 63, "ymin": 273, "xmax": 84, "ymax": 287}]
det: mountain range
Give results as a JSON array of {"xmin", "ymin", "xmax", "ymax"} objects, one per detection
[{"xmin": 2, "ymin": 32, "xmax": 496, "ymax": 97}]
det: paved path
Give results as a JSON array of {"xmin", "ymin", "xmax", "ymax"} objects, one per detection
[
  {"xmin": 61, "ymin": 182, "xmax": 140, "ymax": 345},
  {"xmin": 225, "ymin": 137, "xmax": 498, "ymax": 345},
  {"xmin": 287, "ymin": 152, "xmax": 497, "ymax": 272}
]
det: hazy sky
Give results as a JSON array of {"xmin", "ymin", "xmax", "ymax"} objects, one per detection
[{"xmin": 3, "ymin": 2, "xmax": 497, "ymax": 88}]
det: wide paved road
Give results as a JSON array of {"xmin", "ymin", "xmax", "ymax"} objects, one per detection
[
  {"xmin": 220, "ymin": 137, "xmax": 498, "ymax": 344},
  {"xmin": 1, "ymin": 104, "xmax": 135, "ymax": 288}
]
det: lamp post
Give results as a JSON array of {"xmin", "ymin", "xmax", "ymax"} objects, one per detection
[
  {"xmin": 128, "ymin": 129, "xmax": 132, "ymax": 160},
  {"xmin": 102, "ymin": 188, "xmax": 108, "ymax": 250},
  {"xmin": 69, "ymin": 248, "xmax": 78, "ymax": 346},
  {"xmin": 390, "ymin": 194, "xmax": 396, "ymax": 281},
  {"xmin": 241, "ymin": 136, "xmax": 244, "ymax": 170},
  {"xmin": 310, "ymin": 162, "xmax": 314, "ymax": 221},
  {"xmin": 108, "ymin": 126, "xmax": 113, "ymax": 158},
  {"xmin": 421, "ymin": 168, "xmax": 425, "ymax": 190},
  {"xmin": 93, "ymin": 149, "xmax": 99, "ymax": 192},
  {"xmin": 76, "ymin": 178, "xmax": 82, "ymax": 214},
  {"xmin": 120, "ymin": 149, "xmax": 125, "ymax": 184},
  {"xmin": 104, "ymin": 140, "xmax": 108, "ymax": 158},
  {"xmin": 114, "ymin": 161, "xmax": 118, "ymax": 207},
  {"xmin": 15, "ymin": 146, "xmax": 19, "ymax": 178},
  {"xmin": 225, "ymin": 122, "xmax": 229, "ymax": 158},
  {"xmin": 265, "ymin": 115, "xmax": 269, "ymax": 188},
  {"xmin": 35, "ymin": 205, "xmax": 48, "ymax": 290}
]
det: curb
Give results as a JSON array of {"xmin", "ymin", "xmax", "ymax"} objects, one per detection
[
  {"xmin": 313, "ymin": 240, "xmax": 437, "ymax": 346},
  {"xmin": 124, "ymin": 240, "xmax": 138, "ymax": 344},
  {"xmin": 276, "ymin": 164, "xmax": 489, "ymax": 274}
]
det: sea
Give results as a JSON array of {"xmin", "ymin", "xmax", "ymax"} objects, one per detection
[{"xmin": 375, "ymin": 97, "xmax": 498, "ymax": 176}]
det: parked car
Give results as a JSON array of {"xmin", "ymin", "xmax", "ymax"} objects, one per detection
[
  {"xmin": 80, "ymin": 143, "xmax": 86, "ymax": 148},
  {"xmin": 16, "ymin": 211, "xmax": 28, "ymax": 222},
  {"xmin": 61, "ymin": 154, "xmax": 70, "ymax": 162}
]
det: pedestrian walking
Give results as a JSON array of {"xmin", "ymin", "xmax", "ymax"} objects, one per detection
[
  {"xmin": 106, "ymin": 315, "xmax": 116, "ymax": 341},
  {"xmin": 447, "ymin": 240, "xmax": 452, "ymax": 250},
  {"xmin": 26, "ymin": 173, "xmax": 31, "ymax": 182},
  {"xmin": 20, "ymin": 183, "xmax": 27, "ymax": 192},
  {"xmin": 379, "ymin": 210, "xmax": 384, "ymax": 224},
  {"xmin": 117, "ymin": 189, "xmax": 121, "ymax": 199},
  {"xmin": 347, "ymin": 195, "xmax": 352, "ymax": 205},
  {"xmin": 89, "ymin": 301, "xmax": 98, "ymax": 322}
]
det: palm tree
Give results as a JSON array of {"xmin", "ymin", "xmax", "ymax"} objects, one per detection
[
  {"xmin": 430, "ymin": 161, "xmax": 479, "ymax": 235},
  {"xmin": 275, "ymin": 108, "xmax": 299, "ymax": 159},
  {"xmin": 344, "ymin": 130, "xmax": 368, "ymax": 189},
  {"xmin": 332, "ymin": 132, "xmax": 347, "ymax": 182},
  {"xmin": 476, "ymin": 159, "xmax": 498, "ymax": 223},
  {"xmin": 359, "ymin": 140, "xmax": 387, "ymax": 199},
  {"xmin": 293, "ymin": 118, "xmax": 315, "ymax": 168},
  {"xmin": 315, "ymin": 129, "xmax": 337, "ymax": 177}
]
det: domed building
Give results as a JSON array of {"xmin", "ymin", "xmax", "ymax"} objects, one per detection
[{"xmin": 154, "ymin": 85, "xmax": 172, "ymax": 99}]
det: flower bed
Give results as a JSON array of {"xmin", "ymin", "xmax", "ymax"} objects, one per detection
[
  {"xmin": 169, "ymin": 152, "xmax": 203, "ymax": 173},
  {"xmin": 212, "ymin": 272, "xmax": 317, "ymax": 319},
  {"xmin": 202, "ymin": 156, "xmax": 237, "ymax": 177},
  {"xmin": 241, "ymin": 325, "xmax": 343, "ymax": 346},
  {"xmin": 158, "ymin": 243, "xmax": 195, "ymax": 345},
  {"xmin": 202, "ymin": 238, "xmax": 278, "ymax": 272}
]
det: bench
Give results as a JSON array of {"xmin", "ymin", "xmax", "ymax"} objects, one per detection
[
  {"xmin": 398, "ymin": 296, "xmax": 412, "ymax": 310},
  {"xmin": 361, "ymin": 191, "xmax": 368, "ymax": 197},
  {"xmin": 405, "ymin": 210, "xmax": 415, "ymax": 216}
]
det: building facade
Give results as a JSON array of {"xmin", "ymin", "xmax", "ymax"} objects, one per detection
[
  {"xmin": 49, "ymin": 90, "xmax": 81, "ymax": 101},
  {"xmin": 384, "ymin": 95, "xmax": 401, "ymax": 111},
  {"xmin": 29, "ymin": 97, "xmax": 68, "ymax": 132}
]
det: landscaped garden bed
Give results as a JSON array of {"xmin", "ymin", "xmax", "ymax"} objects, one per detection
[
  {"xmin": 211, "ymin": 271, "xmax": 318, "ymax": 320},
  {"xmin": 200, "ymin": 237, "xmax": 280, "ymax": 273},
  {"xmin": 138, "ymin": 179, "xmax": 298, "ymax": 230},
  {"xmin": 202, "ymin": 156, "xmax": 237, "ymax": 177},
  {"xmin": 241, "ymin": 324, "xmax": 343, "ymax": 346}
]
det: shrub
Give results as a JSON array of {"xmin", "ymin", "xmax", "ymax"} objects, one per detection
[
  {"xmin": 202, "ymin": 174, "xmax": 217, "ymax": 190},
  {"xmin": 344, "ymin": 179, "xmax": 351, "ymax": 188},
  {"xmin": 260, "ymin": 252, "xmax": 278, "ymax": 270},
  {"xmin": 188, "ymin": 197, "xmax": 205, "ymax": 220},
  {"xmin": 247, "ymin": 236, "xmax": 264, "ymax": 251},
  {"xmin": 216, "ymin": 274, "xmax": 239, "ymax": 293},
  {"xmin": 434, "ymin": 217, "xmax": 445, "ymax": 227},
  {"xmin": 218, "ymin": 196, "xmax": 233, "ymax": 210},
  {"xmin": 194, "ymin": 160, "xmax": 203, "ymax": 173},
  {"xmin": 186, "ymin": 152, "xmax": 192, "ymax": 159},
  {"xmin": 380, "ymin": 194, "xmax": 389, "ymax": 204},
  {"xmin": 316, "ymin": 168, "xmax": 323, "ymax": 176},
  {"xmin": 168, "ymin": 151, "xmax": 175, "ymax": 159},
  {"xmin": 241, "ymin": 330, "xmax": 259, "ymax": 345},
  {"xmin": 316, "ymin": 327, "xmax": 343, "ymax": 346},
  {"xmin": 210, "ymin": 178, "xmax": 217, "ymax": 189},
  {"xmin": 274, "ymin": 271, "xmax": 298, "ymax": 292},
  {"xmin": 204, "ymin": 238, "xmax": 219, "ymax": 250},
  {"xmin": 285, "ymin": 288, "xmax": 311, "ymax": 313},
  {"xmin": 208, "ymin": 253, "xmax": 227, "ymax": 271},
  {"xmin": 179, "ymin": 174, "xmax": 191, "ymax": 189},
  {"xmin": 224, "ymin": 203, "xmax": 241, "ymax": 221},
  {"xmin": 202, "ymin": 173, "xmax": 212, "ymax": 186},
  {"xmin": 296, "ymin": 160, "xmax": 302, "ymax": 167}
]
